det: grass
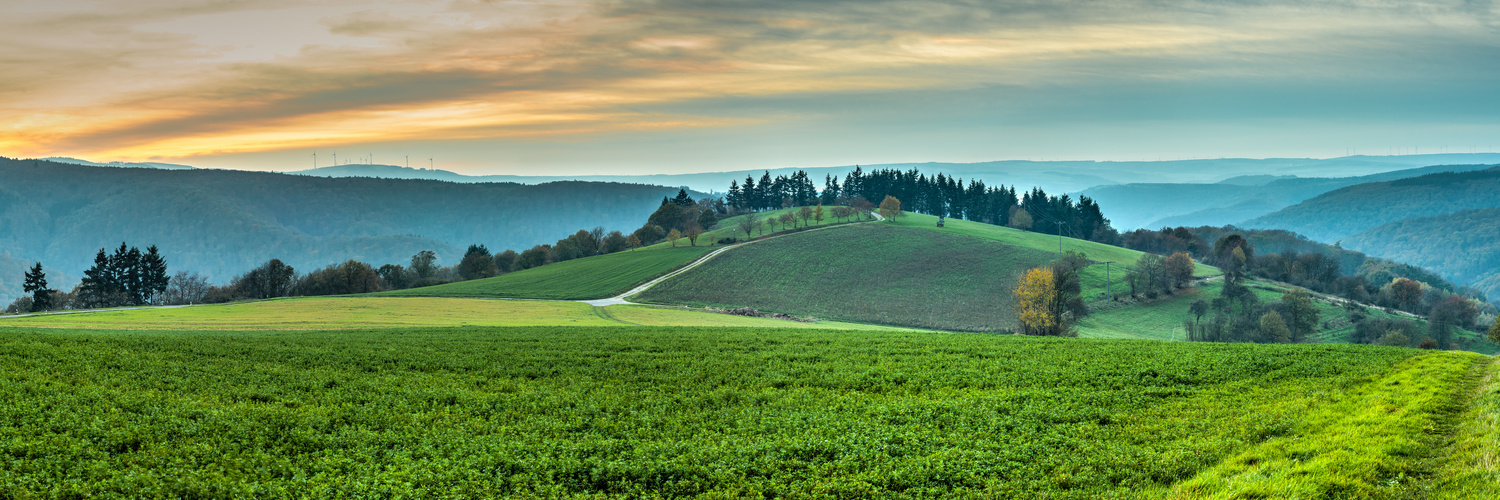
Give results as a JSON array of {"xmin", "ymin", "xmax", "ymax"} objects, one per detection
[
  {"xmin": 0, "ymin": 296, "xmax": 910, "ymax": 331},
  {"xmin": 1434, "ymin": 357, "xmax": 1500, "ymax": 498},
  {"xmin": 888, "ymin": 212, "xmax": 1219, "ymax": 299},
  {"xmin": 1077, "ymin": 280, "xmax": 1500, "ymax": 354},
  {"xmin": 0, "ymin": 325, "xmax": 1481, "ymax": 497},
  {"xmin": 636, "ymin": 223, "xmax": 1059, "ymax": 331},
  {"xmin": 380, "ymin": 246, "xmax": 716, "ymax": 300}
]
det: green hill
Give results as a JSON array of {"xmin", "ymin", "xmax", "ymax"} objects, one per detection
[
  {"xmin": 380, "ymin": 246, "xmax": 718, "ymax": 300},
  {"xmin": 1342, "ymin": 207, "xmax": 1500, "ymax": 302},
  {"xmin": 1241, "ymin": 166, "xmax": 1500, "ymax": 242},
  {"xmin": 634, "ymin": 215, "xmax": 1197, "ymax": 332}
]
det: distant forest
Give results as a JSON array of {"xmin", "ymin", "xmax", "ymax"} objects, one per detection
[
  {"xmin": 0, "ymin": 157, "xmax": 695, "ymax": 302},
  {"xmin": 724, "ymin": 167, "xmax": 1117, "ymax": 243}
]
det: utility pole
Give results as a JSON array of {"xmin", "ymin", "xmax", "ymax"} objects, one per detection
[
  {"xmin": 1056, "ymin": 221, "xmax": 1064, "ymax": 254},
  {"xmin": 1104, "ymin": 261, "xmax": 1113, "ymax": 301}
]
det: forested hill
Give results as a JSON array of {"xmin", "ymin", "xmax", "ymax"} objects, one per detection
[
  {"xmin": 1342, "ymin": 208, "xmax": 1500, "ymax": 302},
  {"xmin": 0, "ymin": 157, "xmax": 690, "ymax": 301},
  {"xmin": 1240, "ymin": 166, "xmax": 1500, "ymax": 242},
  {"xmin": 1080, "ymin": 163, "xmax": 1498, "ymax": 230}
]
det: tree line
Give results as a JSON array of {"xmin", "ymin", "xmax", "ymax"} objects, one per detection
[{"xmin": 723, "ymin": 167, "xmax": 1118, "ymax": 243}]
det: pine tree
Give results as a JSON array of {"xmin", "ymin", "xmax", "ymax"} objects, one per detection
[
  {"xmin": 22, "ymin": 262, "xmax": 52, "ymax": 312},
  {"xmin": 141, "ymin": 245, "xmax": 170, "ymax": 303}
]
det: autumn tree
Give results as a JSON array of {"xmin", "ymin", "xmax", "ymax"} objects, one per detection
[
  {"xmin": 797, "ymin": 206, "xmax": 814, "ymax": 227},
  {"xmin": 1008, "ymin": 207, "xmax": 1033, "ymax": 230},
  {"xmin": 494, "ymin": 250, "xmax": 518, "ymax": 273},
  {"xmin": 778, "ymin": 212, "xmax": 795, "ymax": 230},
  {"xmin": 1389, "ymin": 278, "xmax": 1424, "ymax": 311},
  {"xmin": 1014, "ymin": 268, "xmax": 1058, "ymax": 336},
  {"xmin": 878, "ymin": 195, "xmax": 902, "ymax": 220},
  {"xmin": 667, "ymin": 228, "xmax": 683, "ymax": 247},
  {"xmin": 685, "ymin": 224, "xmax": 703, "ymax": 247},
  {"xmin": 627, "ymin": 234, "xmax": 643, "ymax": 250},
  {"xmin": 814, "ymin": 204, "xmax": 826, "ymax": 225},
  {"xmin": 22, "ymin": 262, "xmax": 52, "ymax": 312},
  {"xmin": 1165, "ymin": 252, "xmax": 1195, "ymax": 288}
]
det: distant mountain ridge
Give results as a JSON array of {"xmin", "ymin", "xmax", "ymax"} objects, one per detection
[
  {"xmin": 1080, "ymin": 163, "xmax": 1499, "ymax": 230},
  {"xmin": 0, "ymin": 157, "xmax": 695, "ymax": 303},
  {"xmin": 41, "ymin": 157, "xmax": 196, "ymax": 170},
  {"xmin": 1341, "ymin": 207, "xmax": 1500, "ymax": 302},
  {"xmin": 1240, "ymin": 166, "xmax": 1500, "ymax": 242}
]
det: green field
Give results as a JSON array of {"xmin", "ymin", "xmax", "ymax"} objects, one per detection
[
  {"xmin": 888, "ymin": 213, "xmax": 1219, "ymax": 299},
  {"xmin": 381, "ymin": 246, "xmax": 716, "ymax": 300},
  {"xmin": 1077, "ymin": 280, "xmax": 1500, "ymax": 354},
  {"xmin": 0, "ymin": 297, "xmax": 899, "ymax": 331},
  {"xmin": 0, "ymin": 324, "xmax": 1487, "ymax": 497},
  {"xmin": 636, "ymin": 223, "xmax": 1059, "ymax": 331}
]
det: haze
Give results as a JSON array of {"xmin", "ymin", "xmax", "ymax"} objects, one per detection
[{"xmin": 3, "ymin": 0, "xmax": 1499, "ymax": 175}]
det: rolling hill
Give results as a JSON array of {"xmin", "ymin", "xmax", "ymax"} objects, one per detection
[
  {"xmin": 0, "ymin": 157, "xmax": 693, "ymax": 302},
  {"xmin": 1342, "ymin": 207, "xmax": 1500, "ymax": 302},
  {"xmin": 1240, "ymin": 166, "xmax": 1500, "ymax": 242}
]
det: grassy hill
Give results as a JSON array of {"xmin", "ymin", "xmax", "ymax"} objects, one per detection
[
  {"xmin": 1342, "ymin": 207, "xmax": 1500, "ymax": 302},
  {"xmin": 634, "ymin": 216, "xmax": 1196, "ymax": 332},
  {"xmin": 379, "ymin": 246, "xmax": 718, "ymax": 300},
  {"xmin": 0, "ymin": 321, "xmax": 1491, "ymax": 497},
  {"xmin": 1241, "ymin": 166, "xmax": 1500, "ymax": 242}
]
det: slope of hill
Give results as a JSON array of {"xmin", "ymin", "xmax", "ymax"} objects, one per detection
[
  {"xmin": 0, "ymin": 157, "xmax": 689, "ymax": 301},
  {"xmin": 380, "ymin": 246, "xmax": 718, "ymax": 300},
  {"xmin": 1241, "ymin": 167, "xmax": 1500, "ymax": 242},
  {"xmin": 1080, "ymin": 163, "xmax": 1498, "ymax": 230},
  {"xmin": 1342, "ymin": 207, "xmax": 1500, "ymax": 302}
]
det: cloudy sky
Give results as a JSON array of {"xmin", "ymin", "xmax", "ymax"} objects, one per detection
[{"xmin": 2, "ymin": 0, "xmax": 1498, "ymax": 175}]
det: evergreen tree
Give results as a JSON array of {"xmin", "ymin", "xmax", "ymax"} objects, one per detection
[
  {"xmin": 22, "ymin": 262, "xmax": 52, "ymax": 312},
  {"xmin": 141, "ymin": 245, "xmax": 170, "ymax": 303},
  {"xmin": 672, "ymin": 188, "xmax": 694, "ymax": 207}
]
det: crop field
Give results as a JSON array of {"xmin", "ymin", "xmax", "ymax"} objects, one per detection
[
  {"xmin": 635, "ymin": 223, "xmax": 1058, "ymax": 331},
  {"xmin": 0, "ymin": 325, "xmax": 1485, "ymax": 497},
  {"xmin": 0, "ymin": 297, "xmax": 897, "ymax": 331},
  {"xmin": 888, "ymin": 213, "xmax": 1219, "ymax": 299},
  {"xmin": 382, "ymin": 246, "xmax": 716, "ymax": 300}
]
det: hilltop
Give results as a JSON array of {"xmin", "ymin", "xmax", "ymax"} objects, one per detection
[
  {"xmin": 1241, "ymin": 166, "xmax": 1500, "ymax": 242},
  {"xmin": 1342, "ymin": 207, "xmax": 1500, "ymax": 302}
]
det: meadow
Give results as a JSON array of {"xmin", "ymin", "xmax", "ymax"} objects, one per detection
[
  {"xmin": 0, "ymin": 325, "xmax": 1485, "ymax": 498},
  {"xmin": 0, "ymin": 297, "xmax": 893, "ymax": 331},
  {"xmin": 888, "ymin": 213, "xmax": 1219, "ymax": 299},
  {"xmin": 635, "ymin": 223, "xmax": 1059, "ymax": 331},
  {"xmin": 380, "ymin": 246, "xmax": 717, "ymax": 300}
]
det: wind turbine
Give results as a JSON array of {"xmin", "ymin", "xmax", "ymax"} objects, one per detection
[
  {"xmin": 312, "ymin": 151, "xmax": 317, "ymax": 169},
  {"xmin": 332, "ymin": 152, "xmax": 337, "ymax": 166}
]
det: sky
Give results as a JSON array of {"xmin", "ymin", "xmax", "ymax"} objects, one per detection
[{"xmin": 2, "ymin": 0, "xmax": 1498, "ymax": 175}]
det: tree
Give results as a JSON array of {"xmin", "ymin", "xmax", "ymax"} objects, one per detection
[
  {"xmin": 1281, "ymin": 288, "xmax": 1319, "ymax": 343},
  {"xmin": 1164, "ymin": 252, "xmax": 1195, "ymax": 288},
  {"xmin": 737, "ymin": 213, "xmax": 758, "ymax": 239},
  {"xmin": 140, "ymin": 246, "xmax": 170, "ymax": 303},
  {"xmin": 667, "ymin": 229, "xmax": 683, "ymax": 247},
  {"xmin": 1389, "ymin": 278, "xmax": 1424, "ymax": 311},
  {"xmin": 627, "ymin": 235, "xmax": 643, "ymax": 251},
  {"xmin": 1376, "ymin": 330, "xmax": 1412, "ymax": 347},
  {"xmin": 814, "ymin": 204, "xmax": 826, "ymax": 225},
  {"xmin": 231, "ymin": 259, "xmax": 297, "ymax": 299},
  {"xmin": 494, "ymin": 250, "xmax": 518, "ymax": 273},
  {"xmin": 162, "ymin": 271, "xmax": 210, "ymax": 305},
  {"xmin": 1008, "ymin": 207, "xmax": 1033, "ymax": 230},
  {"xmin": 601, "ymin": 231, "xmax": 629, "ymax": 253},
  {"xmin": 410, "ymin": 250, "xmax": 439, "ymax": 281},
  {"xmin": 633, "ymin": 224, "xmax": 667, "ymax": 246},
  {"xmin": 797, "ymin": 206, "xmax": 814, "ymax": 227},
  {"xmin": 684, "ymin": 223, "xmax": 703, "ymax": 246},
  {"xmin": 516, "ymin": 245, "xmax": 549, "ymax": 270},
  {"xmin": 1189, "ymin": 299, "xmax": 1209, "ymax": 324},
  {"xmin": 697, "ymin": 209, "xmax": 719, "ymax": 231},
  {"xmin": 672, "ymin": 188, "xmax": 694, "ymax": 207},
  {"xmin": 878, "ymin": 195, "xmax": 902, "ymax": 220},
  {"xmin": 1126, "ymin": 253, "xmax": 1169, "ymax": 298},
  {"xmin": 377, "ymin": 264, "xmax": 410, "ymax": 290},
  {"xmin": 458, "ymin": 244, "xmax": 499, "ymax": 280},
  {"xmin": 1260, "ymin": 310, "xmax": 1291, "ymax": 343},
  {"xmin": 1489, "ymin": 318, "xmax": 1500, "ymax": 344},
  {"xmin": 22, "ymin": 262, "xmax": 52, "ymax": 312},
  {"xmin": 778, "ymin": 212, "xmax": 795, "ymax": 230},
  {"xmin": 1014, "ymin": 268, "xmax": 1058, "ymax": 336}
]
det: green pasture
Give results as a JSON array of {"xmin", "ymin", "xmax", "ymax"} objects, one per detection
[
  {"xmin": 0, "ymin": 297, "xmax": 904, "ymax": 331},
  {"xmin": 0, "ymin": 325, "xmax": 1485, "ymax": 497},
  {"xmin": 381, "ymin": 246, "xmax": 715, "ymax": 300},
  {"xmin": 636, "ymin": 223, "xmax": 1059, "ymax": 332}
]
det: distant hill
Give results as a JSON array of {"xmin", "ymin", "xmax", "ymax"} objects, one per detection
[
  {"xmin": 0, "ymin": 157, "xmax": 692, "ymax": 303},
  {"xmin": 1342, "ymin": 207, "xmax": 1500, "ymax": 302},
  {"xmin": 40, "ymin": 157, "xmax": 196, "ymax": 170},
  {"xmin": 1081, "ymin": 163, "xmax": 1498, "ymax": 230},
  {"xmin": 1240, "ymin": 167, "xmax": 1500, "ymax": 242},
  {"xmin": 292, "ymin": 153, "xmax": 1500, "ymax": 195}
]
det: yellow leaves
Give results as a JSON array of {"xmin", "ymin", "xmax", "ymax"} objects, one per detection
[{"xmin": 1014, "ymin": 267, "xmax": 1056, "ymax": 335}]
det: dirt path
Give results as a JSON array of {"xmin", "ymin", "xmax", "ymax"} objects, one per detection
[{"xmin": 581, "ymin": 211, "xmax": 884, "ymax": 307}]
